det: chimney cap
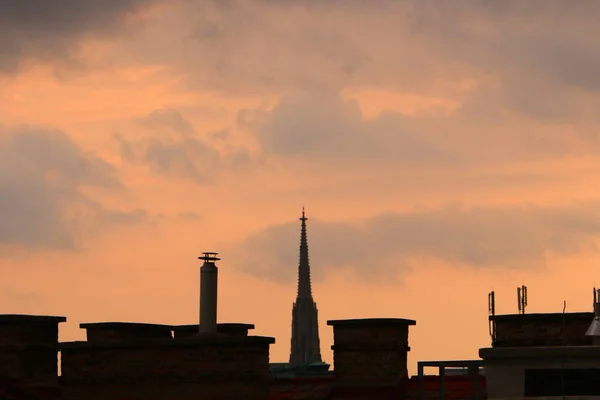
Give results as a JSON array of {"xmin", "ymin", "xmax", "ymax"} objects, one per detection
[
  {"xmin": 327, "ymin": 318, "xmax": 416, "ymax": 328},
  {"xmin": 0, "ymin": 314, "xmax": 66, "ymax": 324},
  {"xmin": 198, "ymin": 252, "xmax": 220, "ymax": 262}
]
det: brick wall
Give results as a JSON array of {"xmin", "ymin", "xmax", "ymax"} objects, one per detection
[
  {"xmin": 0, "ymin": 345, "xmax": 57, "ymax": 381},
  {"xmin": 60, "ymin": 335, "xmax": 275, "ymax": 400},
  {"xmin": 0, "ymin": 315, "xmax": 65, "ymax": 386},
  {"xmin": 491, "ymin": 312, "xmax": 593, "ymax": 347},
  {"xmin": 80, "ymin": 322, "xmax": 173, "ymax": 342},
  {"xmin": 327, "ymin": 318, "xmax": 416, "ymax": 390}
]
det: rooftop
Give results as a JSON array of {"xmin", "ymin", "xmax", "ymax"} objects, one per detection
[{"xmin": 79, "ymin": 322, "xmax": 172, "ymax": 330}]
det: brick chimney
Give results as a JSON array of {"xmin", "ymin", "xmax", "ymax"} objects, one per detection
[
  {"xmin": 0, "ymin": 314, "xmax": 66, "ymax": 386},
  {"xmin": 327, "ymin": 318, "xmax": 416, "ymax": 389}
]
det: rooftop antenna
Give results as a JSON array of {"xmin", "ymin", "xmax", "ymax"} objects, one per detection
[
  {"xmin": 488, "ymin": 290, "xmax": 496, "ymax": 344},
  {"xmin": 517, "ymin": 285, "xmax": 528, "ymax": 314},
  {"xmin": 488, "ymin": 290, "xmax": 496, "ymax": 316}
]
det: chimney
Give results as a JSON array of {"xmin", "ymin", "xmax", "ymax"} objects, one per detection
[
  {"xmin": 586, "ymin": 288, "xmax": 600, "ymax": 345},
  {"xmin": 327, "ymin": 318, "xmax": 416, "ymax": 389},
  {"xmin": 0, "ymin": 315, "xmax": 66, "ymax": 387},
  {"xmin": 199, "ymin": 252, "xmax": 220, "ymax": 335}
]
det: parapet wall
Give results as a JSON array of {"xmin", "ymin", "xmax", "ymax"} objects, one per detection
[
  {"xmin": 173, "ymin": 323, "xmax": 255, "ymax": 338},
  {"xmin": 491, "ymin": 312, "xmax": 593, "ymax": 347},
  {"xmin": 81, "ymin": 322, "xmax": 173, "ymax": 342}
]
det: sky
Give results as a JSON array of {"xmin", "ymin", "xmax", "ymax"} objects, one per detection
[{"xmin": 2, "ymin": 0, "xmax": 600, "ymax": 372}]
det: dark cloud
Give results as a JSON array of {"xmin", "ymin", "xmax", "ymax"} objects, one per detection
[
  {"xmin": 0, "ymin": 126, "xmax": 146, "ymax": 252},
  {"xmin": 117, "ymin": 108, "xmax": 257, "ymax": 184},
  {"xmin": 230, "ymin": 203, "xmax": 600, "ymax": 283},
  {"xmin": 0, "ymin": 0, "xmax": 161, "ymax": 73}
]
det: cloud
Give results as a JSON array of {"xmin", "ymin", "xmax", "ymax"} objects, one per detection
[
  {"xmin": 239, "ymin": 91, "xmax": 453, "ymax": 164},
  {"xmin": 0, "ymin": 126, "xmax": 146, "ymax": 252},
  {"xmin": 94, "ymin": 0, "xmax": 600, "ymax": 171},
  {"xmin": 138, "ymin": 108, "xmax": 196, "ymax": 137},
  {"xmin": 236, "ymin": 91, "xmax": 583, "ymax": 168},
  {"xmin": 0, "ymin": 0, "xmax": 162, "ymax": 73},
  {"xmin": 116, "ymin": 0, "xmax": 600, "ymax": 126},
  {"xmin": 230, "ymin": 203, "xmax": 600, "ymax": 283},
  {"xmin": 117, "ymin": 108, "xmax": 256, "ymax": 184}
]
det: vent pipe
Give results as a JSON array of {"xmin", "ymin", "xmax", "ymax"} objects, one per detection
[
  {"xmin": 198, "ymin": 252, "xmax": 220, "ymax": 335},
  {"xmin": 586, "ymin": 288, "xmax": 600, "ymax": 345}
]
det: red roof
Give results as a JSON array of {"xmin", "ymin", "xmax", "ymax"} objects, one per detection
[
  {"xmin": 404, "ymin": 375, "xmax": 487, "ymax": 400},
  {"xmin": 269, "ymin": 374, "xmax": 487, "ymax": 400},
  {"xmin": 270, "ymin": 376, "xmax": 334, "ymax": 399}
]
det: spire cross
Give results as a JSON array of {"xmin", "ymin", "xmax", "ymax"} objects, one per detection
[{"xmin": 300, "ymin": 207, "xmax": 307, "ymax": 222}]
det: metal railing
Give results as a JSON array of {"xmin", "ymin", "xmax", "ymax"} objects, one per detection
[{"xmin": 417, "ymin": 360, "xmax": 484, "ymax": 400}]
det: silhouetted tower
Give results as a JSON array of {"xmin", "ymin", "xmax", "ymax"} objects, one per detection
[{"xmin": 289, "ymin": 208, "xmax": 323, "ymax": 365}]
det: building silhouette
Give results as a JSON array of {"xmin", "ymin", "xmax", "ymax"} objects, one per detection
[{"xmin": 289, "ymin": 208, "xmax": 323, "ymax": 365}]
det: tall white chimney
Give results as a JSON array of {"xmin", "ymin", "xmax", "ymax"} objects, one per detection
[{"xmin": 198, "ymin": 252, "xmax": 220, "ymax": 335}]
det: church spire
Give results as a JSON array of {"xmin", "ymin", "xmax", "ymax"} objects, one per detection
[
  {"xmin": 289, "ymin": 207, "xmax": 322, "ymax": 365},
  {"xmin": 297, "ymin": 207, "xmax": 313, "ymax": 299}
]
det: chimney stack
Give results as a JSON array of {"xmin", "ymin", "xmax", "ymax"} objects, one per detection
[
  {"xmin": 586, "ymin": 288, "xmax": 600, "ymax": 345},
  {"xmin": 199, "ymin": 252, "xmax": 220, "ymax": 335},
  {"xmin": 327, "ymin": 318, "xmax": 416, "ymax": 389}
]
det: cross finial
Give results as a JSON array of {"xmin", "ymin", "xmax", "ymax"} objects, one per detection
[{"xmin": 300, "ymin": 207, "xmax": 307, "ymax": 222}]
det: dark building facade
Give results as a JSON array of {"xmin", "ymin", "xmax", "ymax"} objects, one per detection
[{"xmin": 289, "ymin": 209, "xmax": 323, "ymax": 365}]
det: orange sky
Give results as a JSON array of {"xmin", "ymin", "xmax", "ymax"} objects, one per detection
[{"xmin": 2, "ymin": 0, "xmax": 600, "ymax": 375}]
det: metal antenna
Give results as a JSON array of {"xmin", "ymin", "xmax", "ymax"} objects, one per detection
[
  {"xmin": 517, "ymin": 285, "xmax": 528, "ymax": 314},
  {"xmin": 488, "ymin": 291, "xmax": 496, "ymax": 316},
  {"xmin": 488, "ymin": 290, "xmax": 496, "ymax": 344}
]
